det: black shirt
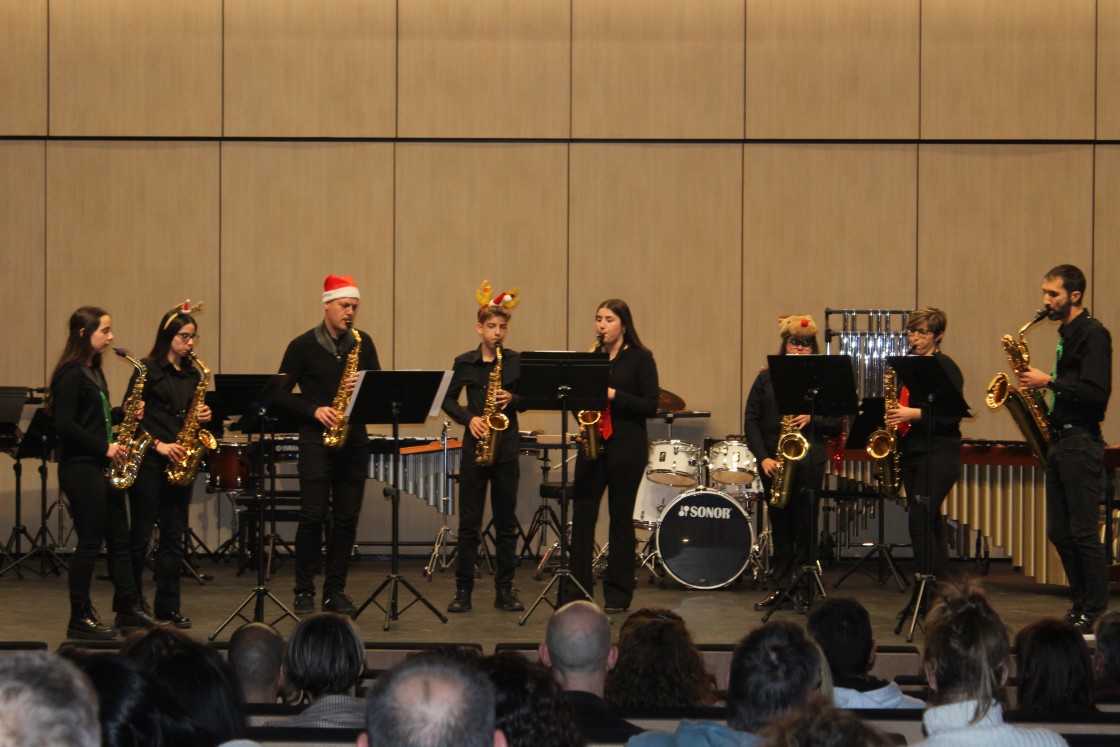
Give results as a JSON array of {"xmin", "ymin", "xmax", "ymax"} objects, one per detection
[
  {"xmin": 442, "ymin": 346, "xmax": 523, "ymax": 464},
  {"xmin": 743, "ymin": 368, "xmax": 842, "ymax": 462},
  {"xmin": 581, "ymin": 346, "xmax": 659, "ymax": 442},
  {"xmin": 51, "ymin": 362, "xmax": 121, "ymax": 465},
  {"xmin": 897, "ymin": 352, "xmax": 965, "ymax": 456},
  {"xmin": 1050, "ymin": 310, "xmax": 1112, "ymax": 429},
  {"xmin": 126, "ymin": 357, "xmax": 200, "ymax": 445}
]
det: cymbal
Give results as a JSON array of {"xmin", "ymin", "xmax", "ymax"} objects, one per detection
[{"xmin": 658, "ymin": 388, "xmax": 686, "ymax": 411}]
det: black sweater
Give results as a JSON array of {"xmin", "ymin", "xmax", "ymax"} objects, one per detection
[
  {"xmin": 580, "ymin": 346, "xmax": 660, "ymax": 442},
  {"xmin": 442, "ymin": 346, "xmax": 523, "ymax": 464},
  {"xmin": 51, "ymin": 362, "xmax": 123, "ymax": 465}
]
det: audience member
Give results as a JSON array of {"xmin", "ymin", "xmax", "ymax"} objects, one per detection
[
  {"xmin": 916, "ymin": 578, "xmax": 1066, "ymax": 746},
  {"xmin": 807, "ymin": 597, "xmax": 924, "ymax": 709},
  {"xmin": 0, "ymin": 651, "xmax": 100, "ymax": 747},
  {"xmin": 152, "ymin": 643, "xmax": 249, "ymax": 743},
  {"xmin": 269, "ymin": 612, "xmax": 365, "ymax": 728},
  {"xmin": 606, "ymin": 608, "xmax": 717, "ymax": 709},
  {"xmin": 1014, "ymin": 618, "xmax": 1096, "ymax": 713},
  {"xmin": 362, "ymin": 654, "xmax": 508, "ymax": 747},
  {"xmin": 229, "ymin": 622, "xmax": 287, "ymax": 704},
  {"xmin": 628, "ymin": 620, "xmax": 820, "ymax": 746},
  {"xmin": 119, "ymin": 625, "xmax": 197, "ymax": 669},
  {"xmin": 759, "ymin": 693, "xmax": 895, "ymax": 747},
  {"xmin": 540, "ymin": 600, "xmax": 643, "ymax": 739},
  {"xmin": 1093, "ymin": 612, "xmax": 1120, "ymax": 697},
  {"xmin": 480, "ymin": 652, "xmax": 584, "ymax": 747}
]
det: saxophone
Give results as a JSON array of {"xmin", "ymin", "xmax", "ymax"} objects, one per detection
[
  {"xmin": 577, "ymin": 335, "xmax": 604, "ymax": 461},
  {"xmin": 770, "ymin": 415, "xmax": 809, "ymax": 509},
  {"xmin": 475, "ymin": 343, "xmax": 509, "ymax": 466},
  {"xmin": 985, "ymin": 309, "xmax": 1051, "ymax": 464},
  {"xmin": 165, "ymin": 353, "xmax": 219, "ymax": 486},
  {"xmin": 107, "ymin": 349, "xmax": 153, "ymax": 490},
  {"xmin": 866, "ymin": 367, "xmax": 903, "ymax": 501},
  {"xmin": 323, "ymin": 325, "xmax": 361, "ymax": 449}
]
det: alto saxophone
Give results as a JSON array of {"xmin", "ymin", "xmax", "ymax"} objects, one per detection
[
  {"xmin": 165, "ymin": 353, "xmax": 219, "ymax": 486},
  {"xmin": 323, "ymin": 325, "xmax": 361, "ymax": 449},
  {"xmin": 770, "ymin": 415, "xmax": 809, "ymax": 509},
  {"xmin": 866, "ymin": 367, "xmax": 903, "ymax": 501},
  {"xmin": 107, "ymin": 348, "xmax": 153, "ymax": 490},
  {"xmin": 985, "ymin": 309, "xmax": 1051, "ymax": 464},
  {"xmin": 475, "ymin": 343, "xmax": 509, "ymax": 466},
  {"xmin": 577, "ymin": 335, "xmax": 604, "ymax": 461}
]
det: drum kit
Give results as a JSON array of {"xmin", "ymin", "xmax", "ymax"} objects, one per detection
[{"xmin": 634, "ymin": 436, "xmax": 769, "ymax": 590}]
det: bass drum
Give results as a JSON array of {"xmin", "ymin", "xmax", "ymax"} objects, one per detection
[{"xmin": 655, "ymin": 488, "xmax": 755, "ymax": 590}]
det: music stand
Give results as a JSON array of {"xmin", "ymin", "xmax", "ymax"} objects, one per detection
[
  {"xmin": 0, "ymin": 388, "xmax": 27, "ymax": 576},
  {"xmin": 6, "ymin": 406, "xmax": 66, "ymax": 578},
  {"xmin": 887, "ymin": 354, "xmax": 970, "ymax": 641},
  {"xmin": 762, "ymin": 354, "xmax": 858, "ymax": 621},
  {"xmin": 833, "ymin": 397, "xmax": 908, "ymax": 591},
  {"xmin": 351, "ymin": 370, "xmax": 452, "ymax": 630},
  {"xmin": 208, "ymin": 374, "xmax": 296, "ymax": 641},
  {"xmin": 514, "ymin": 351, "xmax": 609, "ymax": 626}
]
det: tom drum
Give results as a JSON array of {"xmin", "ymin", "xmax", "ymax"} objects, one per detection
[{"xmin": 646, "ymin": 440, "xmax": 700, "ymax": 487}]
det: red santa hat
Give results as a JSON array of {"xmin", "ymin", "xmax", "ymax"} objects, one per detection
[{"xmin": 322, "ymin": 274, "xmax": 360, "ymax": 303}]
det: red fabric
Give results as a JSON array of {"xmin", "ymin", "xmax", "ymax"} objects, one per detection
[
  {"xmin": 598, "ymin": 404, "xmax": 613, "ymax": 441},
  {"xmin": 898, "ymin": 386, "xmax": 911, "ymax": 437}
]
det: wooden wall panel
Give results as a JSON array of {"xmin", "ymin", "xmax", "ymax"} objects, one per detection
[
  {"xmin": 395, "ymin": 144, "xmax": 569, "ymax": 434},
  {"xmin": 0, "ymin": 0, "xmax": 47, "ymax": 135},
  {"xmin": 745, "ymin": 0, "xmax": 920, "ymax": 139},
  {"xmin": 1093, "ymin": 146, "xmax": 1120, "ymax": 446},
  {"xmin": 920, "ymin": 0, "xmax": 1096, "ymax": 139},
  {"xmin": 742, "ymin": 144, "xmax": 918, "ymax": 399},
  {"xmin": 569, "ymin": 144, "xmax": 744, "ymax": 439},
  {"xmin": 45, "ymin": 142, "xmax": 221, "ymax": 398},
  {"xmin": 220, "ymin": 143, "xmax": 395, "ymax": 380},
  {"xmin": 1099, "ymin": 1, "xmax": 1120, "ymax": 140},
  {"xmin": 0, "ymin": 142, "xmax": 46, "ymax": 386},
  {"xmin": 572, "ymin": 0, "xmax": 745, "ymax": 139},
  {"xmin": 49, "ymin": 0, "xmax": 222, "ymax": 136},
  {"xmin": 398, "ymin": 0, "xmax": 570, "ymax": 139},
  {"xmin": 917, "ymin": 145, "xmax": 1094, "ymax": 444},
  {"xmin": 224, "ymin": 0, "xmax": 396, "ymax": 138}
]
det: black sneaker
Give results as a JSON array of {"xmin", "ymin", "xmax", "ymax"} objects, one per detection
[
  {"xmin": 447, "ymin": 587, "xmax": 472, "ymax": 613},
  {"xmin": 157, "ymin": 611, "xmax": 192, "ymax": 629},
  {"xmin": 494, "ymin": 586, "xmax": 524, "ymax": 612},
  {"xmin": 294, "ymin": 592, "xmax": 315, "ymax": 616},
  {"xmin": 322, "ymin": 592, "xmax": 357, "ymax": 616}
]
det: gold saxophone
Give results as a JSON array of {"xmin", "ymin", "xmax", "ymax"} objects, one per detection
[
  {"xmin": 866, "ymin": 367, "xmax": 903, "ymax": 501},
  {"xmin": 323, "ymin": 325, "xmax": 361, "ymax": 449},
  {"xmin": 577, "ymin": 335, "xmax": 604, "ymax": 461},
  {"xmin": 107, "ymin": 349, "xmax": 153, "ymax": 490},
  {"xmin": 770, "ymin": 415, "xmax": 809, "ymax": 509},
  {"xmin": 475, "ymin": 343, "xmax": 510, "ymax": 466},
  {"xmin": 165, "ymin": 353, "xmax": 219, "ymax": 486},
  {"xmin": 985, "ymin": 309, "xmax": 1051, "ymax": 464}
]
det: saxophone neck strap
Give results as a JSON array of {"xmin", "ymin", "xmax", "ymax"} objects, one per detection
[{"xmin": 314, "ymin": 323, "xmax": 354, "ymax": 359}]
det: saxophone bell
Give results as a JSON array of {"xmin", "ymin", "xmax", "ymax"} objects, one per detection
[{"xmin": 576, "ymin": 335, "xmax": 606, "ymax": 461}]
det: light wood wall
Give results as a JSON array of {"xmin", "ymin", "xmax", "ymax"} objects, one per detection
[{"xmin": 2, "ymin": 1, "xmax": 1118, "ymax": 571}]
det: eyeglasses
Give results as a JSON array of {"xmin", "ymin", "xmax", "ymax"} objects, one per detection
[
  {"xmin": 175, "ymin": 333, "xmax": 200, "ymax": 342},
  {"xmin": 786, "ymin": 338, "xmax": 813, "ymax": 349},
  {"xmin": 907, "ymin": 329, "xmax": 934, "ymax": 337}
]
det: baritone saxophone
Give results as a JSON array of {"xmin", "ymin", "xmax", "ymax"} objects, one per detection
[{"xmin": 985, "ymin": 309, "xmax": 1051, "ymax": 464}]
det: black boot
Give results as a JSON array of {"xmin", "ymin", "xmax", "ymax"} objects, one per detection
[
  {"xmin": 115, "ymin": 598, "xmax": 163, "ymax": 632},
  {"xmin": 67, "ymin": 602, "xmax": 116, "ymax": 640},
  {"xmin": 447, "ymin": 585, "xmax": 472, "ymax": 613},
  {"xmin": 494, "ymin": 585, "xmax": 524, "ymax": 612}
]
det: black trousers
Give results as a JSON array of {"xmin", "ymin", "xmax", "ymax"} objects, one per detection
[
  {"xmin": 760, "ymin": 459, "xmax": 824, "ymax": 589},
  {"xmin": 294, "ymin": 439, "xmax": 368, "ymax": 597},
  {"xmin": 571, "ymin": 438, "xmax": 647, "ymax": 609},
  {"xmin": 125, "ymin": 456, "xmax": 192, "ymax": 615},
  {"xmin": 59, "ymin": 460, "xmax": 137, "ymax": 608},
  {"xmin": 1046, "ymin": 432, "xmax": 1108, "ymax": 616},
  {"xmin": 454, "ymin": 456, "xmax": 520, "ymax": 589},
  {"xmin": 901, "ymin": 448, "xmax": 961, "ymax": 577}
]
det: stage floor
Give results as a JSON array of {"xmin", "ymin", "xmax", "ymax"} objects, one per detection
[{"xmin": 0, "ymin": 547, "xmax": 1096, "ymax": 651}]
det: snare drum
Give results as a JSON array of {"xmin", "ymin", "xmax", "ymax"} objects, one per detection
[
  {"xmin": 707, "ymin": 440, "xmax": 757, "ymax": 486},
  {"xmin": 207, "ymin": 441, "xmax": 249, "ymax": 492},
  {"xmin": 655, "ymin": 488, "xmax": 755, "ymax": 589},
  {"xmin": 646, "ymin": 440, "xmax": 700, "ymax": 487}
]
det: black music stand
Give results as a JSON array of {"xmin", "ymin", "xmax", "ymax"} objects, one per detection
[
  {"xmin": 208, "ymin": 374, "xmax": 296, "ymax": 641},
  {"xmin": 762, "ymin": 355, "xmax": 858, "ymax": 622},
  {"xmin": 351, "ymin": 370, "xmax": 452, "ymax": 630},
  {"xmin": 6, "ymin": 406, "xmax": 66, "ymax": 578},
  {"xmin": 887, "ymin": 354, "xmax": 970, "ymax": 641},
  {"xmin": 515, "ymin": 351, "xmax": 609, "ymax": 626},
  {"xmin": 833, "ymin": 397, "xmax": 908, "ymax": 591},
  {"xmin": 0, "ymin": 388, "xmax": 27, "ymax": 576}
]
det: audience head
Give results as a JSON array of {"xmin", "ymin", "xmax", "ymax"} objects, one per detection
[
  {"xmin": 922, "ymin": 577, "xmax": 1009, "ymax": 723},
  {"xmin": 479, "ymin": 652, "xmax": 584, "ymax": 747},
  {"xmin": 728, "ymin": 621, "xmax": 821, "ymax": 734},
  {"xmin": 806, "ymin": 597, "xmax": 874, "ymax": 679},
  {"xmin": 1094, "ymin": 612, "xmax": 1120, "ymax": 686},
  {"xmin": 229, "ymin": 622, "xmax": 286, "ymax": 704},
  {"xmin": 284, "ymin": 612, "xmax": 365, "ymax": 700},
  {"xmin": 605, "ymin": 608, "xmax": 716, "ymax": 708},
  {"xmin": 0, "ymin": 651, "xmax": 100, "ymax": 747},
  {"xmin": 363, "ymin": 654, "xmax": 506, "ymax": 747},
  {"xmin": 759, "ymin": 693, "xmax": 894, "ymax": 747},
  {"xmin": 119, "ymin": 625, "xmax": 197, "ymax": 669},
  {"xmin": 541, "ymin": 600, "xmax": 615, "ymax": 693},
  {"xmin": 1014, "ymin": 618, "xmax": 1096, "ymax": 713},
  {"xmin": 151, "ymin": 643, "xmax": 247, "ymax": 743}
]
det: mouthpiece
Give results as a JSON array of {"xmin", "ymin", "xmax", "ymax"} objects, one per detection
[
  {"xmin": 1031, "ymin": 308, "xmax": 1048, "ymax": 323},
  {"xmin": 113, "ymin": 347, "xmax": 130, "ymax": 357}
]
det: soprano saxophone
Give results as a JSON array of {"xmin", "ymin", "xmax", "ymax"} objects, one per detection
[
  {"xmin": 985, "ymin": 309, "xmax": 1051, "ymax": 464},
  {"xmin": 165, "ymin": 353, "xmax": 218, "ymax": 486},
  {"xmin": 769, "ymin": 415, "xmax": 809, "ymax": 509},
  {"xmin": 475, "ymin": 342, "xmax": 509, "ymax": 466},
  {"xmin": 107, "ymin": 349, "xmax": 153, "ymax": 490},
  {"xmin": 323, "ymin": 325, "xmax": 361, "ymax": 449},
  {"xmin": 577, "ymin": 335, "xmax": 604, "ymax": 461}
]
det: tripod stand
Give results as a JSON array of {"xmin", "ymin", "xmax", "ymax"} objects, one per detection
[
  {"xmin": 351, "ymin": 370, "xmax": 450, "ymax": 630},
  {"xmin": 4, "ymin": 405, "xmax": 66, "ymax": 578}
]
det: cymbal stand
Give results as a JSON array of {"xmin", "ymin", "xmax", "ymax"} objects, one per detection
[{"xmin": 423, "ymin": 421, "xmax": 458, "ymax": 579}]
